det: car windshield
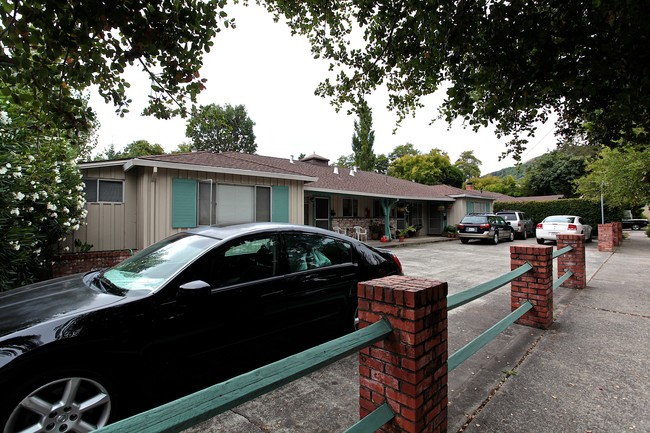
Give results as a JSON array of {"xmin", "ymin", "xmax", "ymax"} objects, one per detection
[
  {"xmin": 461, "ymin": 216, "xmax": 487, "ymax": 224},
  {"xmin": 101, "ymin": 233, "xmax": 220, "ymax": 294},
  {"xmin": 545, "ymin": 216, "xmax": 575, "ymax": 223}
]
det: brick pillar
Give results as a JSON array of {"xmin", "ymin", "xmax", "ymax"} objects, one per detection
[
  {"xmin": 598, "ymin": 223, "xmax": 614, "ymax": 252},
  {"xmin": 613, "ymin": 222, "xmax": 623, "ymax": 245},
  {"xmin": 358, "ymin": 276, "xmax": 448, "ymax": 433},
  {"xmin": 556, "ymin": 234, "xmax": 586, "ymax": 289},
  {"xmin": 510, "ymin": 245, "xmax": 554, "ymax": 329}
]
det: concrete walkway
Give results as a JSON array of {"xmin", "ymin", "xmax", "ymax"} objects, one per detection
[{"xmin": 462, "ymin": 230, "xmax": 650, "ymax": 433}]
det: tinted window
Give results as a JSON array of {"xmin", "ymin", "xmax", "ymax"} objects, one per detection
[
  {"xmin": 285, "ymin": 233, "xmax": 352, "ymax": 273},
  {"xmin": 545, "ymin": 216, "xmax": 575, "ymax": 223},
  {"xmin": 500, "ymin": 213, "xmax": 516, "ymax": 221},
  {"xmin": 194, "ymin": 235, "xmax": 279, "ymax": 288}
]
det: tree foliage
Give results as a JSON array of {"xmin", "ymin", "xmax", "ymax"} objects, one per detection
[
  {"xmin": 259, "ymin": 1, "xmax": 650, "ymax": 157},
  {"xmin": 388, "ymin": 149, "xmax": 463, "ymax": 187},
  {"xmin": 1, "ymin": 97, "xmax": 89, "ymax": 290},
  {"xmin": 469, "ymin": 175, "xmax": 521, "ymax": 197},
  {"xmin": 455, "ymin": 150, "xmax": 482, "ymax": 181},
  {"xmin": 95, "ymin": 140, "xmax": 165, "ymax": 160},
  {"xmin": 574, "ymin": 145, "xmax": 650, "ymax": 209},
  {"xmin": 520, "ymin": 147, "xmax": 595, "ymax": 197},
  {"xmin": 1, "ymin": 0, "xmax": 229, "ymax": 125},
  {"xmin": 351, "ymin": 100, "xmax": 376, "ymax": 171},
  {"xmin": 185, "ymin": 103, "xmax": 257, "ymax": 153}
]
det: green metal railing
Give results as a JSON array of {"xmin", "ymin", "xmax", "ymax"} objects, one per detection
[
  {"xmin": 447, "ymin": 261, "xmax": 534, "ymax": 372},
  {"xmin": 552, "ymin": 245, "xmax": 574, "ymax": 291},
  {"xmin": 95, "ymin": 320, "xmax": 394, "ymax": 433}
]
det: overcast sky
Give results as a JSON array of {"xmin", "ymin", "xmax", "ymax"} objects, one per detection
[{"xmin": 89, "ymin": 3, "xmax": 556, "ymax": 175}]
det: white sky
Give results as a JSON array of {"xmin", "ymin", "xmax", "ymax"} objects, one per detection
[{"xmin": 89, "ymin": 3, "xmax": 556, "ymax": 175}]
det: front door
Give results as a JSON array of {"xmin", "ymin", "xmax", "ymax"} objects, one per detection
[{"xmin": 314, "ymin": 197, "xmax": 330, "ymax": 229}]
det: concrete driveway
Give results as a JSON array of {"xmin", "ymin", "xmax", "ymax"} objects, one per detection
[{"xmin": 185, "ymin": 236, "xmax": 612, "ymax": 433}]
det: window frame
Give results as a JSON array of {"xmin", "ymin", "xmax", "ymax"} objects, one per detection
[
  {"xmin": 342, "ymin": 197, "xmax": 359, "ymax": 217},
  {"xmin": 83, "ymin": 178, "xmax": 125, "ymax": 203}
]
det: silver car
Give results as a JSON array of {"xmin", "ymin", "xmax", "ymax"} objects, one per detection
[{"xmin": 536, "ymin": 215, "xmax": 593, "ymax": 244}]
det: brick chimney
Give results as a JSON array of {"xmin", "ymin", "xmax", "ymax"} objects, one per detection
[{"xmin": 465, "ymin": 183, "xmax": 474, "ymax": 191}]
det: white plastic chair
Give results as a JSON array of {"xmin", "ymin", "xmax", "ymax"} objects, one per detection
[
  {"xmin": 333, "ymin": 226, "xmax": 346, "ymax": 235},
  {"xmin": 354, "ymin": 226, "xmax": 368, "ymax": 241}
]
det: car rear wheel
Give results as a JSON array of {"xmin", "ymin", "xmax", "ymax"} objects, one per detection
[
  {"xmin": 492, "ymin": 232, "xmax": 499, "ymax": 245},
  {"xmin": 521, "ymin": 230, "xmax": 527, "ymax": 240},
  {"xmin": 2, "ymin": 376, "xmax": 113, "ymax": 433},
  {"xmin": 632, "ymin": 224, "xmax": 640, "ymax": 230}
]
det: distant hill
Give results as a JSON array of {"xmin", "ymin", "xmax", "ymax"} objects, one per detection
[{"xmin": 486, "ymin": 157, "xmax": 540, "ymax": 179}]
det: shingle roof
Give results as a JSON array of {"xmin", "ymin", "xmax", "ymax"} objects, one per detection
[{"xmin": 134, "ymin": 151, "xmax": 498, "ymax": 202}]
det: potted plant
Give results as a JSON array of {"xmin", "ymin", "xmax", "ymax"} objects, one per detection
[
  {"xmin": 397, "ymin": 225, "xmax": 416, "ymax": 241},
  {"xmin": 368, "ymin": 221, "xmax": 384, "ymax": 240},
  {"xmin": 445, "ymin": 225, "xmax": 458, "ymax": 238}
]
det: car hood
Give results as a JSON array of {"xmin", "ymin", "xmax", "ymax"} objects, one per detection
[{"xmin": 0, "ymin": 273, "xmax": 123, "ymax": 338}]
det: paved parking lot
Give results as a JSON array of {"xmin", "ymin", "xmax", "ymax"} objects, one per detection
[{"xmin": 186, "ymin": 236, "xmax": 612, "ymax": 432}]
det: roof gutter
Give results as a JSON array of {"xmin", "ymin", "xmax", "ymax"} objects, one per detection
[
  {"xmin": 305, "ymin": 186, "xmax": 455, "ymax": 202},
  {"xmin": 114, "ymin": 158, "xmax": 317, "ymax": 182}
]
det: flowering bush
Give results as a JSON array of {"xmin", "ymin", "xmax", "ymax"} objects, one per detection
[{"xmin": 0, "ymin": 109, "xmax": 87, "ymax": 290}]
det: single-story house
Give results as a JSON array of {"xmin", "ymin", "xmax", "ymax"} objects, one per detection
[{"xmin": 73, "ymin": 152, "xmax": 502, "ymax": 252}]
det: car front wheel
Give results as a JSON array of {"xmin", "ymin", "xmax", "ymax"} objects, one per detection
[
  {"xmin": 632, "ymin": 224, "xmax": 640, "ymax": 230},
  {"xmin": 460, "ymin": 238, "xmax": 469, "ymax": 244},
  {"xmin": 536, "ymin": 238, "xmax": 545, "ymax": 245},
  {"xmin": 2, "ymin": 376, "xmax": 113, "ymax": 433}
]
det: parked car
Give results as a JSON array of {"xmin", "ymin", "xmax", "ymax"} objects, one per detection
[
  {"xmin": 621, "ymin": 218, "xmax": 649, "ymax": 230},
  {"xmin": 0, "ymin": 223, "xmax": 402, "ymax": 433},
  {"xmin": 456, "ymin": 213, "xmax": 515, "ymax": 244},
  {"xmin": 536, "ymin": 215, "xmax": 593, "ymax": 244},
  {"xmin": 496, "ymin": 210, "xmax": 535, "ymax": 239}
]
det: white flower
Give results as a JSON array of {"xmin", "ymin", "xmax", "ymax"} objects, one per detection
[
  {"xmin": 27, "ymin": 155, "xmax": 35, "ymax": 162},
  {"xmin": 0, "ymin": 111, "xmax": 10, "ymax": 125},
  {"xmin": 63, "ymin": 221, "xmax": 70, "ymax": 227},
  {"xmin": 72, "ymin": 224, "xmax": 80, "ymax": 231},
  {"xmin": 64, "ymin": 246, "xmax": 69, "ymax": 252},
  {"xmin": 47, "ymin": 203, "xmax": 57, "ymax": 211},
  {"xmin": 10, "ymin": 208, "xmax": 19, "ymax": 216},
  {"xmin": 34, "ymin": 248, "xmax": 41, "ymax": 255},
  {"xmin": 12, "ymin": 171, "xmax": 22, "ymax": 178},
  {"xmin": 32, "ymin": 193, "xmax": 39, "ymax": 201},
  {"xmin": 40, "ymin": 191, "xmax": 48, "ymax": 198},
  {"xmin": 0, "ymin": 167, "xmax": 6, "ymax": 175},
  {"xmin": 14, "ymin": 192, "xmax": 25, "ymax": 200}
]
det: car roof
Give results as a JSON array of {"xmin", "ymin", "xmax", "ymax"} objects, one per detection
[{"xmin": 186, "ymin": 222, "xmax": 349, "ymax": 242}]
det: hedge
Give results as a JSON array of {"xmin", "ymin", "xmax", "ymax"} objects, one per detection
[{"xmin": 494, "ymin": 198, "xmax": 626, "ymax": 234}]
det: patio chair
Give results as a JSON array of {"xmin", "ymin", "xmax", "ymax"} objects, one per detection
[{"xmin": 353, "ymin": 226, "xmax": 368, "ymax": 241}]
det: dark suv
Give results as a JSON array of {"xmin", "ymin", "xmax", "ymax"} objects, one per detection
[
  {"xmin": 457, "ymin": 213, "xmax": 515, "ymax": 244},
  {"xmin": 496, "ymin": 210, "xmax": 534, "ymax": 239}
]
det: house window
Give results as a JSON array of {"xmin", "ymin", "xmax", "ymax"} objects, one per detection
[
  {"xmin": 256, "ymin": 186, "xmax": 271, "ymax": 222},
  {"xmin": 342, "ymin": 198, "xmax": 358, "ymax": 217},
  {"xmin": 198, "ymin": 181, "xmax": 217, "ymax": 225},
  {"xmin": 83, "ymin": 179, "xmax": 124, "ymax": 203},
  {"xmin": 469, "ymin": 201, "xmax": 489, "ymax": 213},
  {"xmin": 172, "ymin": 179, "xmax": 279, "ymax": 228}
]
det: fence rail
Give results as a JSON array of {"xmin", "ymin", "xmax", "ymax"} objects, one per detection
[{"xmin": 95, "ymin": 320, "xmax": 393, "ymax": 433}]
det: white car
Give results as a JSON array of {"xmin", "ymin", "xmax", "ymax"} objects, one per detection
[{"xmin": 536, "ymin": 215, "xmax": 593, "ymax": 244}]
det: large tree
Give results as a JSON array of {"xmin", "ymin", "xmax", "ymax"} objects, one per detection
[
  {"xmin": 185, "ymin": 103, "xmax": 257, "ymax": 153},
  {"xmin": 455, "ymin": 151, "xmax": 482, "ymax": 181},
  {"xmin": 1, "ymin": 0, "xmax": 228, "ymax": 127},
  {"xmin": 575, "ymin": 145, "xmax": 650, "ymax": 210},
  {"xmin": 520, "ymin": 147, "xmax": 595, "ymax": 197},
  {"xmin": 259, "ymin": 1, "xmax": 650, "ymax": 157},
  {"xmin": 388, "ymin": 149, "xmax": 464, "ymax": 187},
  {"xmin": 351, "ymin": 100, "xmax": 376, "ymax": 171}
]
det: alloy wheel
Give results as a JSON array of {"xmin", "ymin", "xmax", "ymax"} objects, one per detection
[{"xmin": 4, "ymin": 377, "xmax": 111, "ymax": 433}]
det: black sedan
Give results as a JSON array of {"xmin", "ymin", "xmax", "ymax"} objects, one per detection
[{"xmin": 0, "ymin": 223, "xmax": 402, "ymax": 433}]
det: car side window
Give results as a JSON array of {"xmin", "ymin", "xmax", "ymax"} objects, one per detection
[
  {"xmin": 285, "ymin": 233, "xmax": 352, "ymax": 273},
  {"xmin": 190, "ymin": 235, "xmax": 279, "ymax": 288}
]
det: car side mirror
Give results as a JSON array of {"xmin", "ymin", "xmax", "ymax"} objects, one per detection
[{"xmin": 178, "ymin": 280, "xmax": 212, "ymax": 298}]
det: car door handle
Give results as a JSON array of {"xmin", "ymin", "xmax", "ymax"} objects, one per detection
[{"xmin": 261, "ymin": 290, "xmax": 284, "ymax": 297}]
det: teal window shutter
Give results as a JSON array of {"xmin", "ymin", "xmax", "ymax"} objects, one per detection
[
  {"xmin": 467, "ymin": 201, "xmax": 474, "ymax": 214},
  {"xmin": 271, "ymin": 186, "xmax": 289, "ymax": 222},
  {"xmin": 486, "ymin": 202, "xmax": 492, "ymax": 212},
  {"xmin": 172, "ymin": 178, "xmax": 197, "ymax": 228}
]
